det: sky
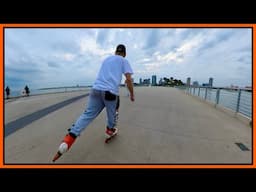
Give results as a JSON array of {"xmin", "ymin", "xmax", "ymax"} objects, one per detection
[{"xmin": 4, "ymin": 28, "xmax": 252, "ymax": 91}]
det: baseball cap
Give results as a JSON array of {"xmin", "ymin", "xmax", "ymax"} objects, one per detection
[{"xmin": 116, "ymin": 44, "xmax": 126, "ymax": 54}]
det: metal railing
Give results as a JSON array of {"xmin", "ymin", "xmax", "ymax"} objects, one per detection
[{"xmin": 177, "ymin": 86, "xmax": 252, "ymax": 119}]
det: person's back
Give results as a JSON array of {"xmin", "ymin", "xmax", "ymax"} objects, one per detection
[{"xmin": 93, "ymin": 55, "xmax": 129, "ymax": 95}]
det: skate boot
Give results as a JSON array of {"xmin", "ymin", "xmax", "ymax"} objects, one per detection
[
  {"xmin": 114, "ymin": 111, "xmax": 119, "ymax": 126},
  {"xmin": 52, "ymin": 133, "xmax": 76, "ymax": 162},
  {"xmin": 105, "ymin": 127, "xmax": 118, "ymax": 143}
]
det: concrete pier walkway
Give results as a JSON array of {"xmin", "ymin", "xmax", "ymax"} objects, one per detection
[{"xmin": 4, "ymin": 87, "xmax": 252, "ymax": 164}]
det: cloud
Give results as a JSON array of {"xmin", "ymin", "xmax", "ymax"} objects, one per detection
[
  {"xmin": 4, "ymin": 28, "xmax": 252, "ymax": 89},
  {"xmin": 136, "ymin": 33, "xmax": 205, "ymax": 75},
  {"xmin": 47, "ymin": 61, "xmax": 59, "ymax": 68},
  {"xmin": 51, "ymin": 41, "xmax": 80, "ymax": 54},
  {"xmin": 79, "ymin": 35, "xmax": 114, "ymax": 58},
  {"xmin": 143, "ymin": 30, "xmax": 160, "ymax": 49},
  {"xmin": 96, "ymin": 29, "xmax": 109, "ymax": 46},
  {"xmin": 237, "ymin": 55, "xmax": 251, "ymax": 65},
  {"xmin": 53, "ymin": 53, "xmax": 76, "ymax": 61}
]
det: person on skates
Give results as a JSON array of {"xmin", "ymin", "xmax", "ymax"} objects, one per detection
[{"xmin": 53, "ymin": 44, "xmax": 134, "ymax": 162}]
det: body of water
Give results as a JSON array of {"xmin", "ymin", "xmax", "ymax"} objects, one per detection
[{"xmin": 185, "ymin": 87, "xmax": 252, "ymax": 119}]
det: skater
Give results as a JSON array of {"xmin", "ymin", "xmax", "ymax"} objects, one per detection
[
  {"xmin": 5, "ymin": 86, "xmax": 10, "ymax": 99},
  {"xmin": 53, "ymin": 44, "xmax": 134, "ymax": 161}
]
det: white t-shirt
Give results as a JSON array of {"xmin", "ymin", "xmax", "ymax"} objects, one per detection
[{"xmin": 93, "ymin": 55, "xmax": 133, "ymax": 95}]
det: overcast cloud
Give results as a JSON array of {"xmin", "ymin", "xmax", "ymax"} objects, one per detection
[{"xmin": 5, "ymin": 28, "xmax": 252, "ymax": 90}]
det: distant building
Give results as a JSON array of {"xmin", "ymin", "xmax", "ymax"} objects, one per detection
[
  {"xmin": 139, "ymin": 78, "xmax": 142, "ymax": 85},
  {"xmin": 201, "ymin": 77, "xmax": 213, "ymax": 87},
  {"xmin": 193, "ymin": 81, "xmax": 199, "ymax": 87},
  {"xmin": 245, "ymin": 86, "xmax": 252, "ymax": 89},
  {"xmin": 230, "ymin": 84, "xmax": 239, "ymax": 89},
  {"xmin": 209, "ymin": 77, "xmax": 213, "ymax": 87},
  {"xmin": 143, "ymin": 78, "xmax": 150, "ymax": 85},
  {"xmin": 159, "ymin": 78, "xmax": 163, "ymax": 85},
  {"xmin": 202, "ymin": 83, "xmax": 210, "ymax": 87},
  {"xmin": 186, "ymin": 77, "xmax": 191, "ymax": 87},
  {"xmin": 152, "ymin": 75, "xmax": 157, "ymax": 86}
]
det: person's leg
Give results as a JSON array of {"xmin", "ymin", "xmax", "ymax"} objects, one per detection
[
  {"xmin": 53, "ymin": 89, "xmax": 105, "ymax": 161},
  {"xmin": 114, "ymin": 96, "xmax": 120, "ymax": 126},
  {"xmin": 116, "ymin": 96, "xmax": 120, "ymax": 111},
  {"xmin": 69, "ymin": 89, "xmax": 105, "ymax": 136},
  {"xmin": 104, "ymin": 92, "xmax": 118, "ymax": 136}
]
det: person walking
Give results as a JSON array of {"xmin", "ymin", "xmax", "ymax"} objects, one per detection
[
  {"xmin": 5, "ymin": 86, "xmax": 10, "ymax": 99},
  {"xmin": 53, "ymin": 44, "xmax": 134, "ymax": 161},
  {"xmin": 24, "ymin": 85, "xmax": 30, "ymax": 96}
]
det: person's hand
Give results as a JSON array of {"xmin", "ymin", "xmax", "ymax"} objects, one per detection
[{"xmin": 130, "ymin": 94, "xmax": 135, "ymax": 102}]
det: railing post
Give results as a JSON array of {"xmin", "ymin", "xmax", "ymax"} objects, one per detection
[
  {"xmin": 186, "ymin": 86, "xmax": 189, "ymax": 94},
  {"xmin": 193, "ymin": 87, "xmax": 195, "ymax": 95},
  {"xmin": 205, "ymin": 88, "xmax": 208, "ymax": 100},
  {"xmin": 236, "ymin": 89, "xmax": 242, "ymax": 113},
  {"xmin": 215, "ymin": 88, "xmax": 220, "ymax": 107},
  {"xmin": 198, "ymin": 87, "xmax": 200, "ymax": 97}
]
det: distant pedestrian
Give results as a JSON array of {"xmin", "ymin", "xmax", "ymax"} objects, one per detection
[
  {"xmin": 5, "ymin": 86, "xmax": 10, "ymax": 99},
  {"xmin": 24, "ymin": 85, "xmax": 30, "ymax": 96}
]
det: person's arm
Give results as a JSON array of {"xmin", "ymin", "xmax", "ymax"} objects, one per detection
[{"xmin": 124, "ymin": 73, "xmax": 134, "ymax": 101}]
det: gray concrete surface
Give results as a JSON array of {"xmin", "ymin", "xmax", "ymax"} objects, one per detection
[
  {"xmin": 4, "ymin": 87, "xmax": 252, "ymax": 164},
  {"xmin": 5, "ymin": 91, "xmax": 89, "ymax": 124}
]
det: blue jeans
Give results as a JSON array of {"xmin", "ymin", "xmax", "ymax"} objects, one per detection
[{"xmin": 69, "ymin": 89, "xmax": 118, "ymax": 136}]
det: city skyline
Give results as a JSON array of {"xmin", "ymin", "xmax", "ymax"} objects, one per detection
[{"xmin": 5, "ymin": 28, "xmax": 252, "ymax": 90}]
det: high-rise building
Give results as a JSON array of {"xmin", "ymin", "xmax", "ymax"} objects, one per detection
[
  {"xmin": 186, "ymin": 77, "xmax": 191, "ymax": 86},
  {"xmin": 209, "ymin": 77, "xmax": 213, "ymax": 87},
  {"xmin": 139, "ymin": 78, "xmax": 142, "ymax": 85},
  {"xmin": 152, "ymin": 75, "xmax": 157, "ymax": 86}
]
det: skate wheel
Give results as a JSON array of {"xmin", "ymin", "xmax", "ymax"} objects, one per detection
[
  {"xmin": 52, "ymin": 152, "xmax": 62, "ymax": 162},
  {"xmin": 105, "ymin": 134, "xmax": 117, "ymax": 143}
]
